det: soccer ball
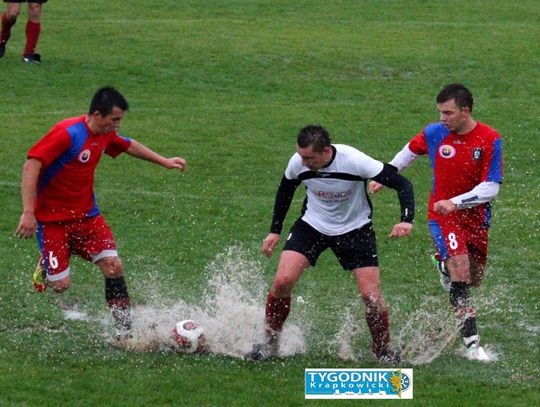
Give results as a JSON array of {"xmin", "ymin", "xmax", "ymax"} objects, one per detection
[{"xmin": 172, "ymin": 319, "xmax": 206, "ymax": 354}]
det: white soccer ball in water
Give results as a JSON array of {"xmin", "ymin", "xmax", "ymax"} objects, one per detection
[{"xmin": 172, "ymin": 319, "xmax": 206, "ymax": 354}]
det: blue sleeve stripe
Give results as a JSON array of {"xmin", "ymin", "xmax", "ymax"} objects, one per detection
[
  {"xmin": 38, "ymin": 123, "xmax": 89, "ymax": 193},
  {"xmin": 487, "ymin": 138, "xmax": 503, "ymax": 183},
  {"xmin": 424, "ymin": 123, "xmax": 449, "ymax": 168}
]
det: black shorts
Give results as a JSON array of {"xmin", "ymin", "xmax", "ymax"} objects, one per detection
[
  {"xmin": 4, "ymin": 1, "xmax": 48, "ymax": 4},
  {"xmin": 283, "ymin": 219, "xmax": 379, "ymax": 270}
]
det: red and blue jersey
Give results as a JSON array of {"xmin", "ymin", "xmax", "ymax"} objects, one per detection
[
  {"xmin": 28, "ymin": 115, "xmax": 131, "ymax": 222},
  {"xmin": 409, "ymin": 121, "xmax": 503, "ymax": 225}
]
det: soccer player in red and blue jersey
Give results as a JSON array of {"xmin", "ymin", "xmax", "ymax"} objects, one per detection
[
  {"xmin": 369, "ymin": 84, "xmax": 503, "ymax": 362},
  {"xmin": 15, "ymin": 86, "xmax": 187, "ymax": 341}
]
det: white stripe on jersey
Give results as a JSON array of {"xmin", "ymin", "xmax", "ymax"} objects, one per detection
[{"xmin": 285, "ymin": 144, "xmax": 383, "ymax": 235}]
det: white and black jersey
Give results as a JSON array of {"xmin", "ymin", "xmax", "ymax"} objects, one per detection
[{"xmin": 270, "ymin": 144, "xmax": 414, "ymax": 236}]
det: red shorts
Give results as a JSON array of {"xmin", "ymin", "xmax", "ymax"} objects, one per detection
[
  {"xmin": 428, "ymin": 219, "xmax": 489, "ymax": 265},
  {"xmin": 36, "ymin": 215, "xmax": 117, "ymax": 282}
]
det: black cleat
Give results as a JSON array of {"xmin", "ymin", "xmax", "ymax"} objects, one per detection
[
  {"xmin": 376, "ymin": 349, "xmax": 401, "ymax": 365},
  {"xmin": 23, "ymin": 53, "xmax": 41, "ymax": 64},
  {"xmin": 111, "ymin": 305, "xmax": 132, "ymax": 340},
  {"xmin": 0, "ymin": 41, "xmax": 6, "ymax": 58},
  {"xmin": 246, "ymin": 342, "xmax": 278, "ymax": 361}
]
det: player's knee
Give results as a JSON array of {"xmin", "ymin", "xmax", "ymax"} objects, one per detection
[
  {"xmin": 356, "ymin": 278, "xmax": 382, "ymax": 305},
  {"xmin": 446, "ymin": 255, "xmax": 470, "ymax": 279},
  {"xmin": 6, "ymin": 3, "xmax": 21, "ymax": 19},
  {"xmin": 97, "ymin": 257, "xmax": 123, "ymax": 278},
  {"xmin": 50, "ymin": 277, "xmax": 70, "ymax": 293},
  {"xmin": 5, "ymin": 11, "xmax": 18, "ymax": 20},
  {"xmin": 27, "ymin": 4, "xmax": 41, "ymax": 21}
]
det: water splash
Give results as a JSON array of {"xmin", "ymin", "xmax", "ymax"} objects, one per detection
[
  {"xmin": 394, "ymin": 282, "xmax": 521, "ymax": 364},
  {"xmin": 330, "ymin": 305, "xmax": 363, "ymax": 362},
  {"xmin": 58, "ymin": 248, "xmax": 522, "ymax": 365},
  {"xmin": 394, "ymin": 296, "xmax": 461, "ymax": 364},
  {"xmin": 454, "ymin": 344, "xmax": 500, "ymax": 363},
  {"xmin": 99, "ymin": 245, "xmax": 307, "ymax": 357}
]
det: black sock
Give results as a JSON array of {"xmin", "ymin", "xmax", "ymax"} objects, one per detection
[
  {"xmin": 450, "ymin": 281, "xmax": 477, "ymax": 339},
  {"xmin": 105, "ymin": 277, "xmax": 131, "ymax": 335},
  {"xmin": 105, "ymin": 276, "xmax": 130, "ymax": 305}
]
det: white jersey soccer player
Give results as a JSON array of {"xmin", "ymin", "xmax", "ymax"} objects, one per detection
[{"xmin": 249, "ymin": 125, "xmax": 414, "ymax": 364}]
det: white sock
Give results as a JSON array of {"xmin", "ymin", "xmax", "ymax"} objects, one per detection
[{"xmin": 463, "ymin": 334, "xmax": 479, "ymax": 347}]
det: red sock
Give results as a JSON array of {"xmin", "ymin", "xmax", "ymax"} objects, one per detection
[
  {"xmin": 24, "ymin": 20, "xmax": 41, "ymax": 55},
  {"xmin": 1, "ymin": 12, "xmax": 17, "ymax": 43},
  {"xmin": 107, "ymin": 297, "xmax": 131, "ymax": 310},
  {"xmin": 365, "ymin": 308, "xmax": 390, "ymax": 355},
  {"xmin": 265, "ymin": 293, "xmax": 291, "ymax": 332}
]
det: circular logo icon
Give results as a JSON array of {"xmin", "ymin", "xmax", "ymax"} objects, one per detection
[
  {"xmin": 438, "ymin": 144, "xmax": 456, "ymax": 158},
  {"xmin": 78, "ymin": 149, "xmax": 91, "ymax": 163},
  {"xmin": 401, "ymin": 373, "xmax": 411, "ymax": 391}
]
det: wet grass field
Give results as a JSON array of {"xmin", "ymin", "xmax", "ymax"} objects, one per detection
[{"xmin": 0, "ymin": 1, "xmax": 538, "ymax": 405}]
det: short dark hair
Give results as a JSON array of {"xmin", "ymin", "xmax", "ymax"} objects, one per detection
[
  {"xmin": 297, "ymin": 125, "xmax": 331, "ymax": 152},
  {"xmin": 436, "ymin": 83, "xmax": 474, "ymax": 112},
  {"xmin": 88, "ymin": 86, "xmax": 129, "ymax": 116}
]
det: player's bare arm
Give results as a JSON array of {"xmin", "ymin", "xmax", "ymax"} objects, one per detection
[
  {"xmin": 15, "ymin": 158, "xmax": 41, "ymax": 239},
  {"xmin": 126, "ymin": 140, "xmax": 187, "ymax": 171}
]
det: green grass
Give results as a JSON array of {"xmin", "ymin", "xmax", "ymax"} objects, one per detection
[{"xmin": 1, "ymin": 1, "xmax": 539, "ymax": 405}]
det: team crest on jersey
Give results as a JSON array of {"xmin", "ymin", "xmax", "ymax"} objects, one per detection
[
  {"xmin": 438, "ymin": 144, "xmax": 456, "ymax": 158},
  {"xmin": 472, "ymin": 148, "xmax": 482, "ymax": 160},
  {"xmin": 78, "ymin": 149, "xmax": 91, "ymax": 163}
]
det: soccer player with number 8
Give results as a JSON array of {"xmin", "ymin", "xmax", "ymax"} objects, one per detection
[{"xmin": 369, "ymin": 84, "xmax": 503, "ymax": 362}]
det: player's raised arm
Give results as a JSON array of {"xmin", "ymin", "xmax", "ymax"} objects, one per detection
[
  {"xmin": 371, "ymin": 163, "xmax": 415, "ymax": 237},
  {"xmin": 126, "ymin": 139, "xmax": 187, "ymax": 171}
]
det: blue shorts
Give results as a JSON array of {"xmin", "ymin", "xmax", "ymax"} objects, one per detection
[{"xmin": 283, "ymin": 219, "xmax": 379, "ymax": 270}]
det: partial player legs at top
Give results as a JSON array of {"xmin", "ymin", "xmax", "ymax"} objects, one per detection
[
  {"xmin": 0, "ymin": 2, "xmax": 21, "ymax": 56},
  {"xmin": 23, "ymin": 2, "xmax": 42, "ymax": 62},
  {"xmin": 0, "ymin": 1, "xmax": 45, "ymax": 62}
]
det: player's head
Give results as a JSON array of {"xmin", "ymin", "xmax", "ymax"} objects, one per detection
[
  {"xmin": 89, "ymin": 87, "xmax": 129, "ymax": 117},
  {"xmin": 437, "ymin": 83, "xmax": 473, "ymax": 112},
  {"xmin": 88, "ymin": 87, "xmax": 129, "ymax": 133},
  {"xmin": 436, "ymin": 84, "xmax": 475, "ymax": 134},
  {"xmin": 297, "ymin": 125, "xmax": 333, "ymax": 171},
  {"xmin": 297, "ymin": 125, "xmax": 331, "ymax": 152}
]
